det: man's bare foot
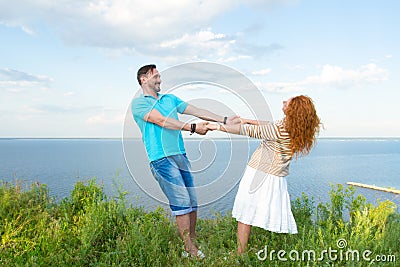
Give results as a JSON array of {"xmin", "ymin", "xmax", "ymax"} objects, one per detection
[{"xmin": 190, "ymin": 238, "xmax": 199, "ymax": 249}]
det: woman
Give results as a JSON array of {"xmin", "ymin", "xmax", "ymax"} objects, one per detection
[{"xmin": 207, "ymin": 95, "xmax": 321, "ymax": 255}]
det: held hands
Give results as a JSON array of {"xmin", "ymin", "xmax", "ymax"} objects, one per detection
[
  {"xmin": 195, "ymin": 121, "xmax": 209, "ymax": 135},
  {"xmin": 193, "ymin": 116, "xmax": 244, "ymax": 135}
]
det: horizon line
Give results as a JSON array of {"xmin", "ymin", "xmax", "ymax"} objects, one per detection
[{"xmin": 1, "ymin": 137, "xmax": 399, "ymax": 140}]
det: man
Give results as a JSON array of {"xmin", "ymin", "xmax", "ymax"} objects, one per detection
[{"xmin": 131, "ymin": 64, "xmax": 239, "ymax": 258}]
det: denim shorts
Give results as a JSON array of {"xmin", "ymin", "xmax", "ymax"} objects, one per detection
[{"xmin": 150, "ymin": 154, "xmax": 198, "ymax": 216}]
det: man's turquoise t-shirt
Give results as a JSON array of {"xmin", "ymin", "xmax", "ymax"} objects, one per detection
[{"xmin": 131, "ymin": 93, "xmax": 188, "ymax": 162}]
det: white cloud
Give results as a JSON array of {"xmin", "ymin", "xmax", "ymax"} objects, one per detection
[
  {"xmin": 260, "ymin": 63, "xmax": 389, "ymax": 93},
  {"xmin": 0, "ymin": 68, "xmax": 53, "ymax": 83},
  {"xmin": 0, "ymin": 1, "xmax": 234, "ymax": 46},
  {"xmin": 286, "ymin": 64, "xmax": 305, "ymax": 71},
  {"xmin": 245, "ymin": 0, "xmax": 299, "ymax": 9},
  {"xmin": 63, "ymin": 91, "xmax": 76, "ymax": 96},
  {"xmin": 151, "ymin": 28, "xmax": 241, "ymax": 62},
  {"xmin": 252, "ymin": 68, "xmax": 272, "ymax": 76},
  {"xmin": 0, "ymin": 68, "xmax": 53, "ymax": 92},
  {"xmin": 0, "ymin": 1, "xmax": 288, "ymax": 61},
  {"xmin": 86, "ymin": 112, "xmax": 124, "ymax": 125},
  {"xmin": 143, "ymin": 28, "xmax": 282, "ymax": 63},
  {"xmin": 160, "ymin": 30, "xmax": 226, "ymax": 49},
  {"xmin": 305, "ymin": 64, "xmax": 388, "ymax": 84},
  {"xmin": 0, "ymin": 21, "xmax": 35, "ymax": 35},
  {"xmin": 218, "ymin": 55, "xmax": 253, "ymax": 63}
]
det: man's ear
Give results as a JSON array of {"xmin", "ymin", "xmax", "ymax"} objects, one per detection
[{"xmin": 140, "ymin": 75, "xmax": 147, "ymax": 85}]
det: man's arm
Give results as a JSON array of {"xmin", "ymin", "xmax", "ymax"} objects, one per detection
[
  {"xmin": 183, "ymin": 104, "xmax": 240, "ymax": 125},
  {"xmin": 144, "ymin": 109, "xmax": 208, "ymax": 135}
]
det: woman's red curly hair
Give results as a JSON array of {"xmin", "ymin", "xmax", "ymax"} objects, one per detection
[{"xmin": 284, "ymin": 95, "xmax": 321, "ymax": 157}]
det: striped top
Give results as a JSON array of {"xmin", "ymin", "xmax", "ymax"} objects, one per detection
[{"xmin": 240, "ymin": 120, "xmax": 292, "ymax": 177}]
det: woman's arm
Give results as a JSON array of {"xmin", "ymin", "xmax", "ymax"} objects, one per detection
[
  {"xmin": 207, "ymin": 123, "xmax": 241, "ymax": 134},
  {"xmin": 208, "ymin": 120, "xmax": 280, "ymax": 140},
  {"xmin": 206, "ymin": 117, "xmax": 272, "ymax": 134},
  {"xmin": 240, "ymin": 118, "xmax": 271, "ymax": 125}
]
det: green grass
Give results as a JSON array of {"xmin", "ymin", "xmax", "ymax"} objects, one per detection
[{"xmin": 0, "ymin": 180, "xmax": 399, "ymax": 266}]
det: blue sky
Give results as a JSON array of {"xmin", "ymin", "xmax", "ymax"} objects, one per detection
[{"xmin": 0, "ymin": 0, "xmax": 399, "ymax": 138}]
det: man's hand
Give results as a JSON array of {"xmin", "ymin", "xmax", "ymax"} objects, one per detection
[
  {"xmin": 195, "ymin": 121, "xmax": 209, "ymax": 135},
  {"xmin": 226, "ymin": 116, "xmax": 241, "ymax": 125}
]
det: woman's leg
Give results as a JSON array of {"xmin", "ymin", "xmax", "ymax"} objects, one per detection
[{"xmin": 237, "ymin": 221, "xmax": 252, "ymax": 254}]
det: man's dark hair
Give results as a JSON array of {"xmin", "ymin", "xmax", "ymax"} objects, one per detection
[{"xmin": 137, "ymin": 64, "xmax": 157, "ymax": 85}]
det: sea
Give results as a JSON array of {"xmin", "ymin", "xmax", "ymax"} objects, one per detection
[{"xmin": 1, "ymin": 138, "xmax": 399, "ymax": 218}]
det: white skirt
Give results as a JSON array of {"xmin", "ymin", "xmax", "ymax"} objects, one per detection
[{"xmin": 232, "ymin": 165, "xmax": 298, "ymax": 234}]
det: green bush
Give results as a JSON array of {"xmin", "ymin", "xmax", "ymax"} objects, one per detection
[{"xmin": 0, "ymin": 180, "xmax": 398, "ymax": 266}]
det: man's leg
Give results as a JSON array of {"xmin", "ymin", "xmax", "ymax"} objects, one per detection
[
  {"xmin": 152, "ymin": 155, "xmax": 203, "ymax": 257},
  {"xmin": 237, "ymin": 221, "xmax": 252, "ymax": 255},
  {"xmin": 189, "ymin": 210, "xmax": 198, "ymax": 247},
  {"xmin": 176, "ymin": 213, "xmax": 198, "ymax": 255},
  {"xmin": 178, "ymin": 155, "xmax": 199, "ymax": 249}
]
